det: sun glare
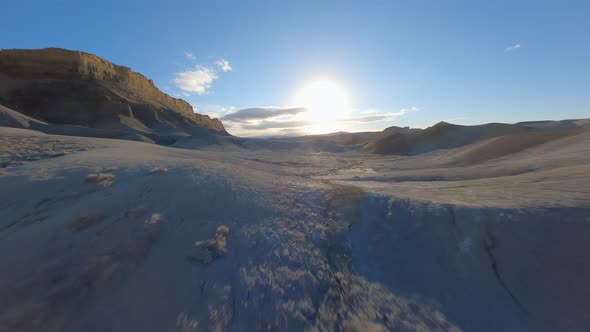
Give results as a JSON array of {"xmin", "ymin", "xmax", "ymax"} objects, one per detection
[{"xmin": 294, "ymin": 80, "xmax": 350, "ymax": 133}]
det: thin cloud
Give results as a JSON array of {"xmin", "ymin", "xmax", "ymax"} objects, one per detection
[
  {"xmin": 222, "ymin": 105, "xmax": 418, "ymax": 136},
  {"xmin": 399, "ymin": 106, "xmax": 418, "ymax": 114},
  {"xmin": 184, "ymin": 52, "xmax": 195, "ymax": 60},
  {"xmin": 280, "ymin": 128, "xmax": 306, "ymax": 135},
  {"xmin": 338, "ymin": 114, "xmax": 392, "ymax": 123},
  {"xmin": 174, "ymin": 65, "xmax": 218, "ymax": 95},
  {"xmin": 194, "ymin": 104, "xmax": 237, "ymax": 119},
  {"xmin": 241, "ymin": 120, "xmax": 312, "ymax": 130},
  {"xmin": 215, "ymin": 59, "xmax": 232, "ymax": 72},
  {"xmin": 221, "ymin": 107, "xmax": 307, "ymax": 122},
  {"xmin": 338, "ymin": 107, "xmax": 418, "ymax": 123},
  {"xmin": 359, "ymin": 109, "xmax": 379, "ymax": 115},
  {"xmin": 505, "ymin": 43, "xmax": 521, "ymax": 52}
]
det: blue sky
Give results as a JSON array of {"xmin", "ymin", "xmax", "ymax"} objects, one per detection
[{"xmin": 2, "ymin": 0, "xmax": 589, "ymax": 136}]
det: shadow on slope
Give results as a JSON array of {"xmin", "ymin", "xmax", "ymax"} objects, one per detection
[
  {"xmin": 0, "ymin": 104, "xmax": 156, "ymax": 143},
  {"xmin": 444, "ymin": 128, "xmax": 586, "ymax": 166}
]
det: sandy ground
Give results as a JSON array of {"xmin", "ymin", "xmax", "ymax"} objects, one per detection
[{"xmin": 1, "ymin": 126, "xmax": 590, "ymax": 331}]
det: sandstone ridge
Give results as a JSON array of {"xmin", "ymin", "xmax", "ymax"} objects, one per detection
[{"xmin": 0, "ymin": 48, "xmax": 226, "ymax": 140}]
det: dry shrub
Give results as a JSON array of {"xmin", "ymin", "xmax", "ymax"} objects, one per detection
[
  {"xmin": 86, "ymin": 173, "xmax": 115, "ymax": 187},
  {"xmin": 193, "ymin": 225, "xmax": 230, "ymax": 264},
  {"xmin": 217, "ymin": 225, "xmax": 230, "ymax": 235},
  {"xmin": 145, "ymin": 213, "xmax": 163, "ymax": 225},
  {"xmin": 149, "ymin": 167, "xmax": 169, "ymax": 174},
  {"xmin": 176, "ymin": 312, "xmax": 199, "ymax": 332}
]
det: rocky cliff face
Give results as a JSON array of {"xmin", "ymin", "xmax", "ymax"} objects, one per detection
[{"xmin": 0, "ymin": 48, "xmax": 226, "ymax": 140}]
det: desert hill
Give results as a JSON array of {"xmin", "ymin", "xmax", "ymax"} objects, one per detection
[
  {"xmin": 364, "ymin": 120, "xmax": 590, "ymax": 158},
  {"xmin": 516, "ymin": 118, "xmax": 590, "ymax": 130},
  {"xmin": 361, "ymin": 122, "xmax": 532, "ymax": 154},
  {"xmin": 0, "ymin": 104, "xmax": 157, "ymax": 143},
  {"xmin": 257, "ymin": 120, "xmax": 589, "ymax": 163},
  {"xmin": 297, "ymin": 126, "xmax": 418, "ymax": 147},
  {"xmin": 0, "ymin": 48, "xmax": 227, "ymax": 144}
]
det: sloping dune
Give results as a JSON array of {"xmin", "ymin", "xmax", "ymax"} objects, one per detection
[
  {"xmin": 445, "ymin": 128, "xmax": 586, "ymax": 166},
  {"xmin": 362, "ymin": 122, "xmax": 531, "ymax": 155},
  {"xmin": 0, "ymin": 104, "xmax": 47, "ymax": 129},
  {"xmin": 0, "ymin": 104, "xmax": 156, "ymax": 143},
  {"xmin": 517, "ymin": 118, "xmax": 590, "ymax": 130}
]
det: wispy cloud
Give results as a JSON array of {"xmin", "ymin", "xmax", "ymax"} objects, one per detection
[
  {"xmin": 220, "ymin": 105, "xmax": 418, "ymax": 136},
  {"xmin": 214, "ymin": 106, "xmax": 306, "ymax": 136},
  {"xmin": 204, "ymin": 104, "xmax": 417, "ymax": 136},
  {"xmin": 399, "ymin": 106, "xmax": 418, "ymax": 115},
  {"xmin": 338, "ymin": 107, "xmax": 418, "ymax": 123},
  {"xmin": 184, "ymin": 52, "xmax": 195, "ymax": 60},
  {"xmin": 221, "ymin": 107, "xmax": 307, "ymax": 122},
  {"xmin": 241, "ymin": 120, "xmax": 312, "ymax": 130},
  {"xmin": 215, "ymin": 59, "xmax": 232, "ymax": 72},
  {"xmin": 359, "ymin": 109, "xmax": 379, "ymax": 115},
  {"xmin": 193, "ymin": 104, "xmax": 237, "ymax": 119},
  {"xmin": 174, "ymin": 65, "xmax": 218, "ymax": 95},
  {"xmin": 337, "ymin": 114, "xmax": 393, "ymax": 123},
  {"xmin": 505, "ymin": 43, "xmax": 521, "ymax": 52}
]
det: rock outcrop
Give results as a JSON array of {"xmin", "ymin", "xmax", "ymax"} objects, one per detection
[{"xmin": 0, "ymin": 48, "xmax": 226, "ymax": 142}]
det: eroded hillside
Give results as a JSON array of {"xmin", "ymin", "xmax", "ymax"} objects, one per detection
[{"xmin": 0, "ymin": 48, "xmax": 226, "ymax": 143}]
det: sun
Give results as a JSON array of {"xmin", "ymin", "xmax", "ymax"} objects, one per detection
[{"xmin": 294, "ymin": 79, "xmax": 350, "ymax": 132}]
